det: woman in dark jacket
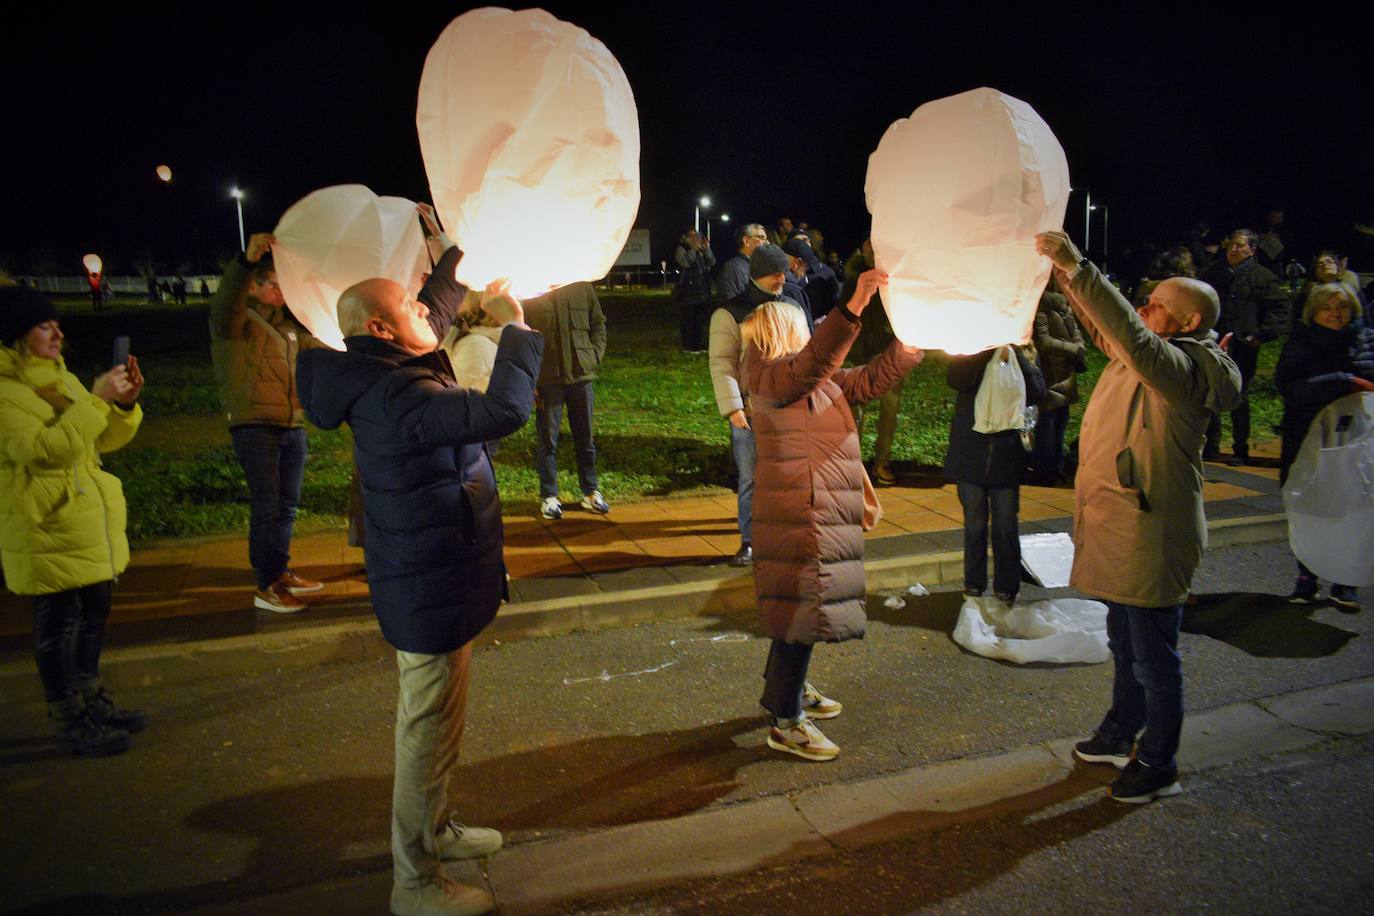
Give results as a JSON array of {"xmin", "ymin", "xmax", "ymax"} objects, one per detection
[
  {"xmin": 1275, "ymin": 283, "xmax": 1374, "ymax": 609},
  {"xmin": 943, "ymin": 345, "xmax": 1046, "ymax": 603},
  {"xmin": 743, "ymin": 271, "xmax": 922, "ymax": 762}
]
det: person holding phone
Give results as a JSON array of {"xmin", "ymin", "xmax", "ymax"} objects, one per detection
[{"xmin": 0, "ymin": 286, "xmax": 148, "ymax": 757}]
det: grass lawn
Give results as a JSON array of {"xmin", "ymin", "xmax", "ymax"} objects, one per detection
[{"xmin": 43, "ymin": 291, "xmax": 1282, "ymax": 542}]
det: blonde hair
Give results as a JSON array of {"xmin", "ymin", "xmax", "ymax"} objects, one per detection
[
  {"xmin": 741, "ymin": 301, "xmax": 810, "ymax": 360},
  {"xmin": 1303, "ymin": 282, "xmax": 1363, "ymax": 326}
]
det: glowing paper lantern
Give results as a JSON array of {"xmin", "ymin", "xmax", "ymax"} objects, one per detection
[
  {"xmin": 82, "ymin": 253, "xmax": 103, "ymax": 274},
  {"xmin": 866, "ymin": 88, "xmax": 1070, "ymax": 354},
  {"xmin": 272, "ymin": 185, "xmax": 430, "ymax": 350},
  {"xmin": 417, "ymin": 7, "xmax": 640, "ymax": 297},
  {"xmin": 156, "ymin": 164, "xmax": 173, "ymax": 182}
]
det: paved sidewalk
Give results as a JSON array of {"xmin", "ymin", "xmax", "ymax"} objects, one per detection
[{"xmin": 0, "ymin": 448, "xmax": 1287, "ymax": 700}]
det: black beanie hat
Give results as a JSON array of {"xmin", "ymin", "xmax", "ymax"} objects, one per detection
[
  {"xmin": 0, "ymin": 285, "xmax": 60, "ymax": 347},
  {"xmin": 750, "ymin": 243, "xmax": 789, "ymax": 279}
]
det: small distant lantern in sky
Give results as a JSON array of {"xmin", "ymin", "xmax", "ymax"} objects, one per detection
[
  {"xmin": 156, "ymin": 164, "xmax": 172, "ymax": 183},
  {"xmin": 82, "ymin": 253, "xmax": 103, "ymax": 274},
  {"xmin": 272, "ymin": 185, "xmax": 431, "ymax": 350},
  {"xmin": 417, "ymin": 7, "xmax": 640, "ymax": 298},
  {"xmin": 866, "ymin": 87, "xmax": 1070, "ymax": 354}
]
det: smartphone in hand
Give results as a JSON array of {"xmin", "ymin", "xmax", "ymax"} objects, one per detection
[{"xmin": 112, "ymin": 335, "xmax": 130, "ymax": 369}]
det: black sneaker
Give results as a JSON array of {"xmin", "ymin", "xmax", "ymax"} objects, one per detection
[
  {"xmin": 1287, "ymin": 587, "xmax": 1323, "ymax": 605},
  {"xmin": 729, "ymin": 544, "xmax": 752, "ymax": 567},
  {"xmin": 54, "ymin": 711, "xmax": 130, "ymax": 758},
  {"xmin": 84, "ymin": 688, "xmax": 149, "ymax": 733},
  {"xmin": 1225, "ymin": 451, "xmax": 1249, "ymax": 467},
  {"xmin": 1329, "ymin": 585, "xmax": 1361, "ymax": 612},
  {"xmin": 1109, "ymin": 759, "xmax": 1182, "ymax": 804},
  {"xmin": 1073, "ymin": 734, "xmax": 1133, "ymax": 769}
]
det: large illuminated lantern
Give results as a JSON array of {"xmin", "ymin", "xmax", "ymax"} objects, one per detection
[
  {"xmin": 866, "ymin": 88, "xmax": 1070, "ymax": 354},
  {"xmin": 272, "ymin": 185, "xmax": 430, "ymax": 350},
  {"xmin": 417, "ymin": 7, "xmax": 640, "ymax": 298}
]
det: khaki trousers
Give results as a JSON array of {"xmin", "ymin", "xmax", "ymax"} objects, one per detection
[{"xmin": 391, "ymin": 643, "xmax": 472, "ymax": 887}]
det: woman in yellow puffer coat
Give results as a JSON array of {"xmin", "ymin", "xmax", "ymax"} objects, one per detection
[{"xmin": 0, "ymin": 286, "xmax": 147, "ymax": 757}]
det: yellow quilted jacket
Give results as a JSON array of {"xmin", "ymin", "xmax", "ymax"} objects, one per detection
[{"xmin": 0, "ymin": 344, "xmax": 142, "ymax": 595}]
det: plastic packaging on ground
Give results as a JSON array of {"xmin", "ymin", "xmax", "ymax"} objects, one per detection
[
  {"xmin": 1019, "ymin": 532, "xmax": 1075, "ymax": 588},
  {"xmin": 953, "ymin": 595, "xmax": 1108, "ymax": 664}
]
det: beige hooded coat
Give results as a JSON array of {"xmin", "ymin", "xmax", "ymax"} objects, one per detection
[{"xmin": 1062, "ymin": 264, "xmax": 1243, "ymax": 607}]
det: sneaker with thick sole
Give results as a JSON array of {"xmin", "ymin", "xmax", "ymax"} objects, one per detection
[
  {"xmin": 1072, "ymin": 734, "xmax": 1133, "ymax": 769},
  {"xmin": 580, "ymin": 491, "xmax": 611, "ymax": 514},
  {"xmin": 802, "ymin": 682, "xmax": 842, "ymax": 719},
  {"xmin": 874, "ymin": 464, "xmax": 896, "ymax": 486},
  {"xmin": 83, "ymin": 688, "xmax": 149, "ymax": 733},
  {"xmin": 540, "ymin": 496, "xmax": 563, "ymax": 520},
  {"xmin": 279, "ymin": 568, "xmax": 324, "ymax": 595},
  {"xmin": 767, "ymin": 717, "xmax": 839, "ymax": 762},
  {"xmin": 253, "ymin": 582, "xmax": 307, "ymax": 614},
  {"xmin": 53, "ymin": 710, "xmax": 130, "ymax": 758},
  {"xmin": 390, "ymin": 875, "xmax": 494, "ymax": 916},
  {"xmin": 1287, "ymin": 587, "xmax": 1324, "ymax": 605},
  {"xmin": 434, "ymin": 821, "xmax": 502, "ymax": 860},
  {"xmin": 1109, "ymin": 759, "xmax": 1182, "ymax": 803},
  {"xmin": 729, "ymin": 543, "xmax": 752, "ymax": 567},
  {"xmin": 1225, "ymin": 451, "xmax": 1250, "ymax": 467},
  {"xmin": 1329, "ymin": 585, "xmax": 1361, "ymax": 611}
]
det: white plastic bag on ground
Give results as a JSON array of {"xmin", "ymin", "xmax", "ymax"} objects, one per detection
[
  {"xmin": 953, "ymin": 596, "xmax": 1109, "ymax": 664},
  {"xmin": 972, "ymin": 346, "xmax": 1026, "ymax": 433},
  {"xmin": 1283, "ymin": 392, "xmax": 1374, "ymax": 586},
  {"xmin": 1019, "ymin": 532, "xmax": 1075, "ymax": 588}
]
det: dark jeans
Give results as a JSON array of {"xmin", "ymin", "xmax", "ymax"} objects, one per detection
[
  {"xmin": 956, "ymin": 481, "xmax": 1021, "ymax": 597},
  {"xmin": 1030, "ymin": 406, "xmax": 1070, "ymax": 482},
  {"xmin": 32, "ymin": 581, "xmax": 112, "ymax": 702},
  {"xmin": 759, "ymin": 639, "xmax": 813, "ymax": 724},
  {"xmin": 678, "ymin": 300, "xmax": 710, "ymax": 351},
  {"xmin": 536, "ymin": 381, "xmax": 598, "ymax": 499},
  {"xmin": 231, "ymin": 424, "xmax": 307, "ymax": 590},
  {"xmin": 730, "ymin": 424, "xmax": 756, "ymax": 544},
  {"xmin": 1206, "ymin": 339, "xmax": 1259, "ymax": 455},
  {"xmin": 1096, "ymin": 601, "xmax": 1184, "ymax": 770}
]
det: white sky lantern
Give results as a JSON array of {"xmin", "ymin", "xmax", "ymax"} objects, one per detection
[
  {"xmin": 866, "ymin": 88, "xmax": 1070, "ymax": 355},
  {"xmin": 417, "ymin": 7, "xmax": 640, "ymax": 298},
  {"xmin": 272, "ymin": 184, "xmax": 430, "ymax": 350},
  {"xmin": 82, "ymin": 253, "xmax": 102, "ymax": 274}
]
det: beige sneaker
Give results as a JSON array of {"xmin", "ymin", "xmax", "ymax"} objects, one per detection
[
  {"xmin": 802, "ymin": 682, "xmax": 842, "ymax": 719},
  {"xmin": 253, "ymin": 582, "xmax": 306, "ymax": 614},
  {"xmin": 390, "ymin": 874, "xmax": 493, "ymax": 915},
  {"xmin": 434, "ymin": 821, "xmax": 502, "ymax": 860},
  {"xmin": 767, "ymin": 717, "xmax": 840, "ymax": 761},
  {"xmin": 278, "ymin": 568, "xmax": 324, "ymax": 594}
]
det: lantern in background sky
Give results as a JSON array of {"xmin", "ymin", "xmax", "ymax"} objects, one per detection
[
  {"xmin": 156, "ymin": 164, "xmax": 172, "ymax": 182},
  {"xmin": 866, "ymin": 88, "xmax": 1070, "ymax": 354},
  {"xmin": 272, "ymin": 185, "xmax": 430, "ymax": 350},
  {"xmin": 417, "ymin": 7, "xmax": 640, "ymax": 298},
  {"xmin": 82, "ymin": 253, "xmax": 102, "ymax": 274}
]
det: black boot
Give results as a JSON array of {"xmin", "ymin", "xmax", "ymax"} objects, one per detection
[
  {"xmin": 49, "ymin": 696, "xmax": 129, "ymax": 758},
  {"xmin": 82, "ymin": 687, "xmax": 149, "ymax": 734}
]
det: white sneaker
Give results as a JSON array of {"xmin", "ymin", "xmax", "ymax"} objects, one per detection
[
  {"xmin": 434, "ymin": 821, "xmax": 502, "ymax": 860},
  {"xmin": 767, "ymin": 717, "xmax": 839, "ymax": 761},
  {"xmin": 390, "ymin": 874, "xmax": 494, "ymax": 915},
  {"xmin": 802, "ymin": 682, "xmax": 842, "ymax": 719},
  {"xmin": 580, "ymin": 490, "xmax": 611, "ymax": 514},
  {"xmin": 540, "ymin": 496, "xmax": 563, "ymax": 520}
]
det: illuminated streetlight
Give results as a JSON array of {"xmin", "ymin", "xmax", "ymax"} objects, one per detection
[
  {"xmin": 695, "ymin": 195, "xmax": 711, "ymax": 234},
  {"xmin": 230, "ymin": 187, "xmax": 246, "ymax": 252},
  {"xmin": 156, "ymin": 164, "xmax": 172, "ymax": 183}
]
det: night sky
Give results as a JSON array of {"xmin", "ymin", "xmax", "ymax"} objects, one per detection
[{"xmin": 6, "ymin": 4, "xmax": 1371, "ymax": 277}]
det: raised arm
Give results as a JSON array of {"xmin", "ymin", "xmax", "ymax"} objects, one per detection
[
  {"xmin": 746, "ymin": 303, "xmax": 859, "ymax": 404},
  {"xmin": 208, "ymin": 233, "xmax": 274, "ymax": 340},
  {"xmin": 834, "ymin": 338, "xmax": 923, "ymax": 405},
  {"xmin": 418, "ymin": 244, "xmax": 467, "ymax": 342}
]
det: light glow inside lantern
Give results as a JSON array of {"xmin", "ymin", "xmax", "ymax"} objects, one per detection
[
  {"xmin": 866, "ymin": 87, "xmax": 1070, "ymax": 354},
  {"xmin": 272, "ymin": 185, "xmax": 430, "ymax": 350},
  {"xmin": 417, "ymin": 7, "xmax": 640, "ymax": 298},
  {"xmin": 82, "ymin": 253, "xmax": 102, "ymax": 274},
  {"xmin": 156, "ymin": 164, "xmax": 173, "ymax": 182}
]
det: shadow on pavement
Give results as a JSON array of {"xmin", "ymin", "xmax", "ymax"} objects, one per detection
[{"xmin": 1184, "ymin": 591, "xmax": 1356, "ymax": 658}]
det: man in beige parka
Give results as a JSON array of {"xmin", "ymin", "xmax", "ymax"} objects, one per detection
[{"xmin": 1036, "ymin": 230, "xmax": 1243, "ymax": 805}]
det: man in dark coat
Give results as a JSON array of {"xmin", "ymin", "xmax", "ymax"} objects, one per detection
[
  {"xmin": 1200, "ymin": 229, "xmax": 1290, "ymax": 464},
  {"xmin": 783, "ymin": 236, "xmax": 840, "ymax": 321},
  {"xmin": 715, "ymin": 222, "xmax": 769, "ymax": 305},
  {"xmin": 296, "ymin": 274, "xmax": 541, "ymax": 916}
]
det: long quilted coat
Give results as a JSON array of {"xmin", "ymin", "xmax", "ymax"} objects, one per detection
[
  {"xmin": 745, "ymin": 309, "xmax": 922, "ymax": 643},
  {"xmin": 0, "ymin": 344, "xmax": 142, "ymax": 595}
]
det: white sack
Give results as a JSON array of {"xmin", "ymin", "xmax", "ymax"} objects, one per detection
[
  {"xmin": 865, "ymin": 88, "xmax": 1070, "ymax": 355},
  {"xmin": 272, "ymin": 185, "xmax": 429, "ymax": 350},
  {"xmin": 417, "ymin": 8, "xmax": 640, "ymax": 298},
  {"xmin": 1019, "ymin": 532, "xmax": 1075, "ymax": 589},
  {"xmin": 1283, "ymin": 392, "xmax": 1374, "ymax": 586},
  {"xmin": 972, "ymin": 346, "xmax": 1027, "ymax": 432},
  {"xmin": 953, "ymin": 596, "xmax": 1109, "ymax": 665}
]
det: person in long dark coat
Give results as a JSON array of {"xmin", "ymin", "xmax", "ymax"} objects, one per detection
[{"xmin": 743, "ymin": 270, "xmax": 922, "ymax": 762}]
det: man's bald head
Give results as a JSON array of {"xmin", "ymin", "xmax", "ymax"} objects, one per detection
[
  {"xmin": 337, "ymin": 277, "xmax": 437, "ymax": 353},
  {"xmin": 1153, "ymin": 277, "xmax": 1220, "ymax": 336}
]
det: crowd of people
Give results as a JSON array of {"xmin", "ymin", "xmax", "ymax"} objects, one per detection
[{"xmin": 1, "ymin": 201, "xmax": 1371, "ymax": 914}]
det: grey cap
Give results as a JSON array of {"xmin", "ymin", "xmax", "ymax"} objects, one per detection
[{"xmin": 750, "ymin": 243, "xmax": 789, "ymax": 279}]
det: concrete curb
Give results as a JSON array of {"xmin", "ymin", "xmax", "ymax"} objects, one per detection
[{"xmin": 0, "ymin": 513, "xmax": 1289, "ymax": 704}]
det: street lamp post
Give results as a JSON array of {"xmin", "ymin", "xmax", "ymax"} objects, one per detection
[
  {"xmin": 694, "ymin": 195, "xmax": 710, "ymax": 234},
  {"xmin": 1084, "ymin": 189, "xmax": 1093, "ymax": 253},
  {"xmin": 1100, "ymin": 204, "xmax": 1110, "ymax": 271},
  {"xmin": 230, "ymin": 188, "xmax": 246, "ymax": 252}
]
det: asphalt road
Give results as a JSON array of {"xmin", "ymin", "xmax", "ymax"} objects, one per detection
[{"xmin": 2, "ymin": 539, "xmax": 1370, "ymax": 914}]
